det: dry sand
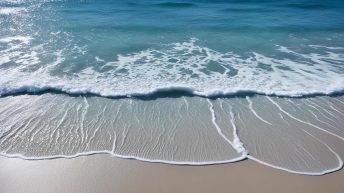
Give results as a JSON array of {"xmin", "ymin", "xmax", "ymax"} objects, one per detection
[{"xmin": 0, "ymin": 155, "xmax": 343, "ymax": 193}]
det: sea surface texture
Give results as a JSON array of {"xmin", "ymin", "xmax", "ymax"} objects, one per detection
[{"xmin": 0, "ymin": 0, "xmax": 344, "ymax": 175}]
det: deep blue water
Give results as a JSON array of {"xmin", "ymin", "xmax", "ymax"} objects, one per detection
[{"xmin": 0, "ymin": 0, "xmax": 344, "ymax": 97}]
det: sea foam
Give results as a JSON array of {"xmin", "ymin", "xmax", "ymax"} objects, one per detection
[{"xmin": 0, "ymin": 38, "xmax": 343, "ymax": 98}]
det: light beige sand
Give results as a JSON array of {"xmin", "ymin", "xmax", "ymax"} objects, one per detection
[{"xmin": 0, "ymin": 155, "xmax": 343, "ymax": 193}]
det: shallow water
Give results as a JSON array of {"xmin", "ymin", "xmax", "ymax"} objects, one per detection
[{"xmin": 0, "ymin": 94, "xmax": 343, "ymax": 175}]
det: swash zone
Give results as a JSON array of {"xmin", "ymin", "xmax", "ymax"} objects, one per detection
[{"xmin": 0, "ymin": 94, "xmax": 344, "ymax": 175}]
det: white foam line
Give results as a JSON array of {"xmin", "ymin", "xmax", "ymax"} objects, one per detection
[
  {"xmin": 329, "ymin": 105, "xmax": 344, "ymax": 117},
  {"xmin": 305, "ymin": 102, "xmax": 339, "ymax": 124},
  {"xmin": 248, "ymin": 108, "xmax": 343, "ymax": 175},
  {"xmin": 207, "ymin": 100, "xmax": 236, "ymax": 148},
  {"xmin": 246, "ymin": 96, "xmax": 273, "ymax": 125},
  {"xmin": 266, "ymin": 96, "xmax": 344, "ymax": 141},
  {"xmin": 303, "ymin": 130, "xmax": 343, "ymax": 171},
  {"xmin": 111, "ymin": 132, "xmax": 117, "ymax": 152},
  {"xmin": 248, "ymin": 154, "xmax": 341, "ymax": 176},
  {"xmin": 308, "ymin": 99, "xmax": 341, "ymax": 119},
  {"xmin": 308, "ymin": 109, "xmax": 338, "ymax": 129},
  {"xmin": 244, "ymin": 97, "xmax": 344, "ymax": 175},
  {"xmin": 0, "ymin": 150, "xmax": 246, "ymax": 166},
  {"xmin": 207, "ymin": 99, "xmax": 247, "ymax": 156},
  {"xmin": 332, "ymin": 98, "xmax": 344, "ymax": 105},
  {"xmin": 2, "ymin": 98, "xmax": 245, "ymax": 165},
  {"xmin": 229, "ymin": 109, "xmax": 248, "ymax": 155},
  {"xmin": 248, "ymin": 127, "xmax": 344, "ymax": 176},
  {"xmin": 1, "ymin": 146, "xmax": 339, "ymax": 175}
]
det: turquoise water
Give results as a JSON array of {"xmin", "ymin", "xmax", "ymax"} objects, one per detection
[{"xmin": 0, "ymin": 0, "xmax": 344, "ymax": 97}]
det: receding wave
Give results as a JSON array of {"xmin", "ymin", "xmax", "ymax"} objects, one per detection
[{"xmin": 1, "ymin": 94, "xmax": 344, "ymax": 175}]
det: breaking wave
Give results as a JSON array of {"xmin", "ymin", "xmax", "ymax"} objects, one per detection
[{"xmin": 1, "ymin": 37, "xmax": 344, "ymax": 98}]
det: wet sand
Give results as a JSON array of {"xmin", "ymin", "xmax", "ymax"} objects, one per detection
[{"xmin": 0, "ymin": 155, "xmax": 343, "ymax": 193}]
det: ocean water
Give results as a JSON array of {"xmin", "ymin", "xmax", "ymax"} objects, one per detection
[
  {"xmin": 1, "ymin": 0, "xmax": 344, "ymax": 175},
  {"xmin": 1, "ymin": 0, "xmax": 344, "ymax": 96}
]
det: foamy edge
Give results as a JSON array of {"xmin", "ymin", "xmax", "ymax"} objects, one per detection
[{"xmin": 1, "ymin": 85, "xmax": 344, "ymax": 98}]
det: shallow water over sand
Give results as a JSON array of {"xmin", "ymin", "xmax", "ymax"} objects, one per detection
[{"xmin": 0, "ymin": 94, "xmax": 343, "ymax": 175}]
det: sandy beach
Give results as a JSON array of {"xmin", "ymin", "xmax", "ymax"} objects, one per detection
[{"xmin": 1, "ymin": 154, "xmax": 343, "ymax": 193}]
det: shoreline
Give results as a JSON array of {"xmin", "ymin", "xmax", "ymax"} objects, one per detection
[{"xmin": 1, "ymin": 154, "xmax": 344, "ymax": 193}]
